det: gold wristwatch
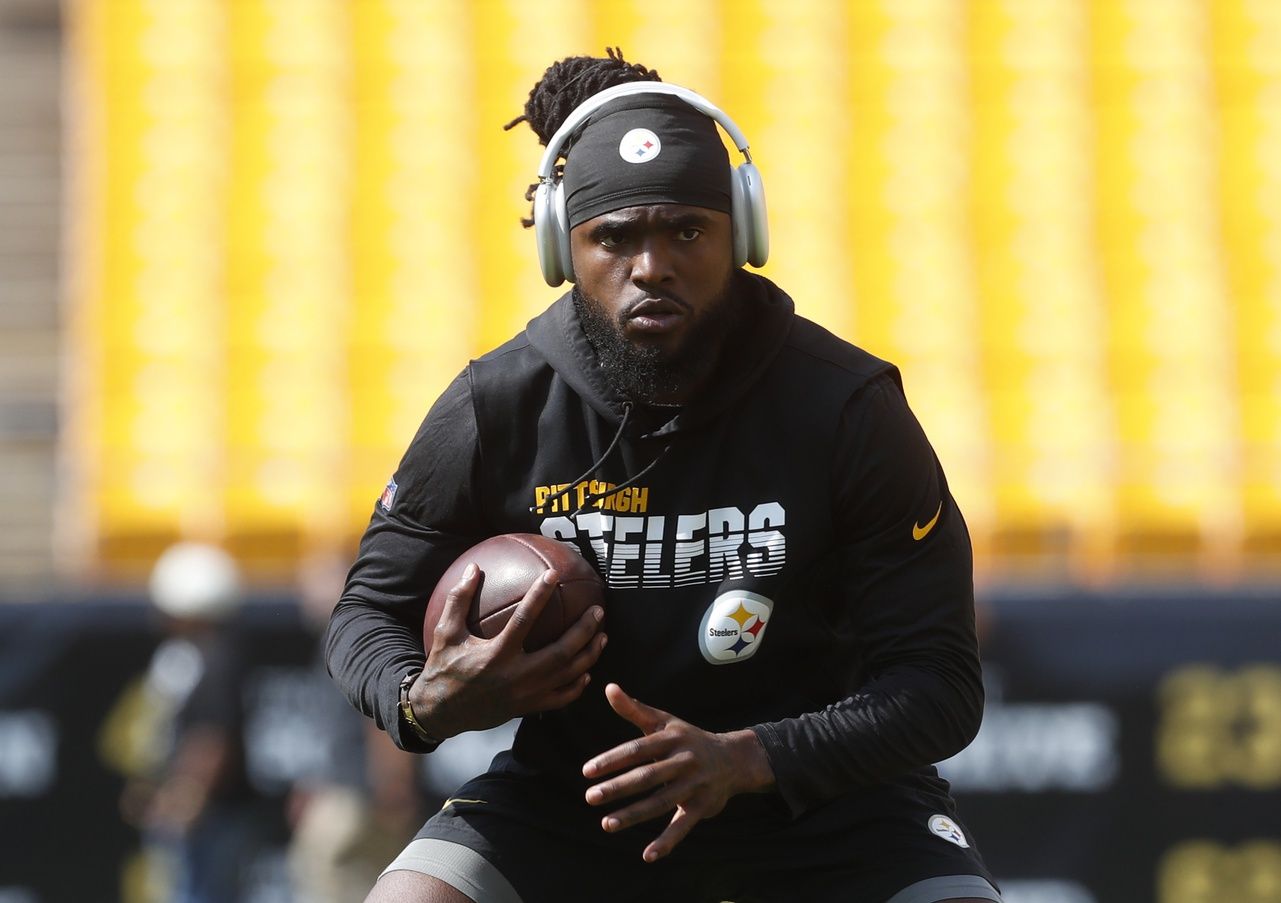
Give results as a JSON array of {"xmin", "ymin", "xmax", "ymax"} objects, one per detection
[{"xmin": 398, "ymin": 670, "xmax": 441, "ymax": 744}]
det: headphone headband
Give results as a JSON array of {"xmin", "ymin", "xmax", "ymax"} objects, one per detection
[
  {"xmin": 536, "ymin": 82, "xmax": 752, "ymax": 181},
  {"xmin": 531, "ymin": 79, "xmax": 768, "ymax": 286}
]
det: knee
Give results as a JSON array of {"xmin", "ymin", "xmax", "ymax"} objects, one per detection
[{"xmin": 364, "ymin": 869, "xmax": 474, "ymax": 903}]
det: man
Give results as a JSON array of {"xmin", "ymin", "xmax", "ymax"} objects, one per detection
[
  {"xmin": 121, "ymin": 542, "xmax": 260, "ymax": 903},
  {"xmin": 327, "ymin": 49, "xmax": 1001, "ymax": 903}
]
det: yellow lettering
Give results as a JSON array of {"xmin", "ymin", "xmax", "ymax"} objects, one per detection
[{"xmin": 533, "ymin": 482, "xmax": 650, "ymax": 516}]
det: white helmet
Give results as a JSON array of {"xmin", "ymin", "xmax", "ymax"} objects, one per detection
[{"xmin": 148, "ymin": 542, "xmax": 242, "ymax": 621}]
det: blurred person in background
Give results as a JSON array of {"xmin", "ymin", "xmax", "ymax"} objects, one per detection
[
  {"xmin": 287, "ymin": 549, "xmax": 425, "ymax": 903},
  {"xmin": 118, "ymin": 542, "xmax": 259, "ymax": 903}
]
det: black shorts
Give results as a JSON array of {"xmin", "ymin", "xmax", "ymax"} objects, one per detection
[{"xmin": 402, "ymin": 768, "xmax": 999, "ymax": 903}]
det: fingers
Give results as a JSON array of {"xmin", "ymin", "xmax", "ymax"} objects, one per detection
[
  {"xmin": 644, "ymin": 806, "xmax": 698, "ymax": 863},
  {"xmin": 595, "ymin": 778, "xmax": 687, "ymax": 835},
  {"xmin": 526, "ymin": 671, "xmax": 593, "ymax": 713},
  {"xmin": 520, "ymin": 623, "xmax": 606, "ymax": 714},
  {"xmin": 592, "ymin": 774, "xmax": 706, "ymax": 863},
  {"xmin": 585, "ymin": 754, "xmax": 685, "ymax": 807},
  {"xmin": 582, "ymin": 686, "xmax": 676, "ymax": 781},
  {"xmin": 435, "ymin": 563, "xmax": 480, "ymax": 641},
  {"xmin": 531, "ymin": 608, "xmax": 605, "ymax": 672},
  {"xmin": 496, "ymin": 569, "xmax": 559, "ymax": 647},
  {"xmin": 578, "ymin": 687, "xmax": 730, "ymax": 863},
  {"xmin": 551, "ymin": 602, "xmax": 607, "ymax": 657},
  {"xmin": 582, "ymin": 730, "xmax": 673, "ymax": 781},
  {"xmin": 574, "ymin": 629, "xmax": 608, "ymax": 669},
  {"xmin": 604, "ymin": 683, "xmax": 670, "ymax": 735}
]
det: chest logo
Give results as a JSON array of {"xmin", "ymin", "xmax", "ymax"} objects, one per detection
[{"xmin": 698, "ymin": 591, "xmax": 774, "ymax": 665}]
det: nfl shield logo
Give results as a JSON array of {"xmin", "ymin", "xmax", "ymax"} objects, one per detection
[{"xmin": 378, "ymin": 478, "xmax": 398, "ymax": 512}]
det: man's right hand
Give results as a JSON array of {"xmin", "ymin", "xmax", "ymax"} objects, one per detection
[{"xmin": 409, "ymin": 562, "xmax": 607, "ymax": 740}]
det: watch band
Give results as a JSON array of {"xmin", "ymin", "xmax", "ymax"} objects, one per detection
[{"xmin": 399, "ymin": 670, "xmax": 441, "ymax": 744}]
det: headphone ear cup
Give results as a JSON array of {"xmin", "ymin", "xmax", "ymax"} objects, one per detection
[
  {"xmin": 534, "ymin": 181, "xmax": 565, "ymax": 286},
  {"xmin": 554, "ymin": 180, "xmax": 575, "ymax": 284},
  {"xmin": 729, "ymin": 166, "xmax": 749, "ymax": 268},
  {"xmin": 737, "ymin": 162, "xmax": 769, "ymax": 267}
]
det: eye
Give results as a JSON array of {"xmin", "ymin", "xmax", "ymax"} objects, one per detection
[
  {"xmin": 599, "ymin": 231, "xmax": 625, "ymax": 249},
  {"xmin": 675, "ymin": 227, "xmax": 702, "ymax": 241}
]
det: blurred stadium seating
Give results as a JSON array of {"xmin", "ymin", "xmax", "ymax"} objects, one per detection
[
  {"xmin": 40, "ymin": 0, "xmax": 1281, "ymax": 586},
  {"xmin": 7, "ymin": 0, "xmax": 1259, "ymax": 585}
]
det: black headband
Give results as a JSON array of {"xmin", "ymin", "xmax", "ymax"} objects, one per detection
[{"xmin": 561, "ymin": 94, "xmax": 731, "ymax": 230}]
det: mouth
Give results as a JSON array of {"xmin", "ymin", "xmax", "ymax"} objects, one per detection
[{"xmin": 623, "ymin": 296, "xmax": 688, "ymax": 335}]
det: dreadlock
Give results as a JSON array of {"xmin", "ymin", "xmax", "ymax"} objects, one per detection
[{"xmin": 504, "ymin": 47, "xmax": 662, "ymax": 227}]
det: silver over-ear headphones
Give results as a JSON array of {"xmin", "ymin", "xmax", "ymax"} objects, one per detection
[{"xmin": 532, "ymin": 81, "xmax": 769, "ymax": 287}]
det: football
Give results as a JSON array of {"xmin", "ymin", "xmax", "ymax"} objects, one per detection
[{"xmin": 422, "ymin": 533, "xmax": 604, "ymax": 651}]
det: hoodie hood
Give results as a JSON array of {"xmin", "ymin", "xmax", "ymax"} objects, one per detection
[{"xmin": 525, "ymin": 271, "xmax": 796, "ymax": 439}]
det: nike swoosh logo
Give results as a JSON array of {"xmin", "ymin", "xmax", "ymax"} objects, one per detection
[
  {"xmin": 441, "ymin": 798, "xmax": 487, "ymax": 811},
  {"xmin": 912, "ymin": 501, "xmax": 943, "ymax": 541}
]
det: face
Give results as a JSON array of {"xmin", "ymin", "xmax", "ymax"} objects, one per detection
[{"xmin": 570, "ymin": 204, "xmax": 737, "ymax": 404}]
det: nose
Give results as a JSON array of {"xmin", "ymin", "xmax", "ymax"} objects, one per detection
[{"xmin": 629, "ymin": 238, "xmax": 675, "ymax": 287}]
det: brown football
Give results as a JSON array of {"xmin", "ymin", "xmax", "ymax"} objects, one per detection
[{"xmin": 422, "ymin": 533, "xmax": 604, "ymax": 651}]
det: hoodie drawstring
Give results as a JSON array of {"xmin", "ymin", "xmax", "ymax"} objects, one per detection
[
  {"xmin": 569, "ymin": 445, "xmax": 670, "ymax": 518},
  {"xmin": 528, "ymin": 401, "xmax": 669, "ymax": 518}
]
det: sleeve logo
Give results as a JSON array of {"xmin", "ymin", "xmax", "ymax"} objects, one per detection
[{"xmin": 378, "ymin": 478, "xmax": 398, "ymax": 512}]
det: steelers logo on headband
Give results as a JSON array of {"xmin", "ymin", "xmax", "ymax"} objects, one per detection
[
  {"xmin": 562, "ymin": 94, "xmax": 731, "ymax": 230},
  {"xmin": 619, "ymin": 128, "xmax": 661, "ymax": 163}
]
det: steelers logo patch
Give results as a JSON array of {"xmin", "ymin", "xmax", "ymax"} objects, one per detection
[
  {"xmin": 619, "ymin": 127, "xmax": 662, "ymax": 164},
  {"xmin": 927, "ymin": 814, "xmax": 970, "ymax": 848},
  {"xmin": 698, "ymin": 591, "xmax": 774, "ymax": 665}
]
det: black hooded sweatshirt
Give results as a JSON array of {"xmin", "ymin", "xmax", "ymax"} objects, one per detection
[{"xmin": 326, "ymin": 272, "xmax": 983, "ymax": 818}]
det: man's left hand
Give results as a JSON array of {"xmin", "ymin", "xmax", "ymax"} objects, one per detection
[{"xmin": 582, "ymin": 683, "xmax": 775, "ymax": 862}]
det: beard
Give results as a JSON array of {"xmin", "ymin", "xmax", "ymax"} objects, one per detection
[{"xmin": 572, "ymin": 274, "xmax": 739, "ymax": 405}]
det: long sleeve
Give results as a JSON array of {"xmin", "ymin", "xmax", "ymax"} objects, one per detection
[
  {"xmin": 752, "ymin": 374, "xmax": 984, "ymax": 815},
  {"xmin": 325, "ymin": 371, "xmax": 487, "ymax": 752}
]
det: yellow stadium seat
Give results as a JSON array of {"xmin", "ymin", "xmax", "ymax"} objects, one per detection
[{"xmin": 61, "ymin": 0, "xmax": 1281, "ymax": 582}]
